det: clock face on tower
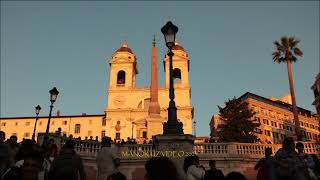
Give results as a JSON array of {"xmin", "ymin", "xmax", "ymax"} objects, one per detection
[{"xmin": 113, "ymin": 95, "xmax": 126, "ymax": 106}]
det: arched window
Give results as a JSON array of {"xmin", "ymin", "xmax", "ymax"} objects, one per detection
[
  {"xmin": 117, "ymin": 71, "xmax": 126, "ymax": 85},
  {"xmin": 173, "ymin": 68, "xmax": 181, "ymax": 84}
]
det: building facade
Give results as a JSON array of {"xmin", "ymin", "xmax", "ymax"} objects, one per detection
[
  {"xmin": 211, "ymin": 92, "xmax": 320, "ymax": 143},
  {"xmin": 0, "ymin": 41, "xmax": 193, "ymax": 142},
  {"xmin": 311, "ymin": 73, "xmax": 320, "ymax": 115}
]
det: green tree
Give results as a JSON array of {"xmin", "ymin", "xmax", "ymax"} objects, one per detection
[
  {"xmin": 217, "ymin": 97, "xmax": 259, "ymax": 143},
  {"xmin": 272, "ymin": 36, "xmax": 303, "ymax": 140}
]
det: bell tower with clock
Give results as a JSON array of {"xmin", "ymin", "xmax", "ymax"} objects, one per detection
[{"xmin": 105, "ymin": 42, "xmax": 139, "ymax": 139}]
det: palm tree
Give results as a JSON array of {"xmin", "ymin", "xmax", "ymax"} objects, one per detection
[{"xmin": 272, "ymin": 36, "xmax": 303, "ymax": 140}]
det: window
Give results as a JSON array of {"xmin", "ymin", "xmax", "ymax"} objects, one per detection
[
  {"xmin": 24, "ymin": 132, "xmax": 30, "ymax": 138},
  {"xmin": 15, "ymin": 122, "xmax": 18, "ymax": 126},
  {"xmin": 142, "ymin": 131, "xmax": 147, "ymax": 139},
  {"xmin": 102, "ymin": 118, "xmax": 106, "ymax": 126},
  {"xmin": 1, "ymin": 122, "xmax": 6, "ymax": 126},
  {"xmin": 117, "ymin": 121, "xmax": 120, "ymax": 125},
  {"xmin": 62, "ymin": 121, "xmax": 67, "ymax": 125},
  {"xmin": 75, "ymin": 124, "xmax": 81, "ymax": 134},
  {"xmin": 89, "ymin": 120, "xmax": 92, "ymax": 125},
  {"xmin": 25, "ymin": 122, "xmax": 30, "ymax": 126},
  {"xmin": 263, "ymin": 119, "xmax": 269, "ymax": 125},
  {"xmin": 255, "ymin": 128, "xmax": 262, "ymax": 134},
  {"xmin": 271, "ymin": 121, "xmax": 277, "ymax": 127},
  {"xmin": 279, "ymin": 124, "xmax": 283, "ymax": 129},
  {"xmin": 173, "ymin": 68, "xmax": 181, "ymax": 84},
  {"xmin": 117, "ymin": 70, "xmax": 126, "ymax": 85},
  {"xmin": 272, "ymin": 132, "xmax": 279, "ymax": 139},
  {"xmin": 101, "ymin": 130, "xmax": 106, "ymax": 137},
  {"xmin": 88, "ymin": 130, "xmax": 92, "ymax": 136},
  {"xmin": 51, "ymin": 121, "xmax": 55, "ymax": 125},
  {"xmin": 39, "ymin": 121, "xmax": 42, "ymax": 125},
  {"xmin": 265, "ymin": 130, "xmax": 271, "ymax": 136},
  {"xmin": 115, "ymin": 132, "xmax": 120, "ymax": 140}
]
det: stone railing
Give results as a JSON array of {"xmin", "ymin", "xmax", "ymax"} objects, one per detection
[{"xmin": 60, "ymin": 139, "xmax": 320, "ymax": 159}]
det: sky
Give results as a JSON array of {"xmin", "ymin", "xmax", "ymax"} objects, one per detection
[{"xmin": 1, "ymin": 1, "xmax": 319, "ymax": 136}]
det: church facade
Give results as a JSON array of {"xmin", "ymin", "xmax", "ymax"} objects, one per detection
[{"xmin": 0, "ymin": 40, "xmax": 194, "ymax": 142}]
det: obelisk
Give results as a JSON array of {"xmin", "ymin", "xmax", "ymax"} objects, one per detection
[{"xmin": 148, "ymin": 35, "xmax": 161, "ymax": 117}]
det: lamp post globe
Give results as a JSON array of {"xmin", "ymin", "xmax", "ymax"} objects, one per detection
[
  {"xmin": 35, "ymin": 105, "xmax": 41, "ymax": 115},
  {"xmin": 49, "ymin": 87, "xmax": 59, "ymax": 103},
  {"xmin": 161, "ymin": 21, "xmax": 178, "ymax": 49}
]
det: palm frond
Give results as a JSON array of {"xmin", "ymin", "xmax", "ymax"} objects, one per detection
[
  {"xmin": 272, "ymin": 51, "xmax": 281, "ymax": 61},
  {"xmin": 288, "ymin": 37, "xmax": 295, "ymax": 47},
  {"xmin": 278, "ymin": 57, "xmax": 286, "ymax": 63},
  {"xmin": 290, "ymin": 38, "xmax": 300, "ymax": 48},
  {"xmin": 293, "ymin": 48, "xmax": 303, "ymax": 56},
  {"xmin": 281, "ymin": 36, "xmax": 289, "ymax": 48},
  {"xmin": 273, "ymin": 41, "xmax": 281, "ymax": 47},
  {"xmin": 291, "ymin": 55, "xmax": 297, "ymax": 63}
]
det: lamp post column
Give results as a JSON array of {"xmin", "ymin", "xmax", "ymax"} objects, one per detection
[
  {"xmin": 43, "ymin": 103, "xmax": 53, "ymax": 147},
  {"xmin": 32, "ymin": 105, "xmax": 41, "ymax": 141},
  {"xmin": 42, "ymin": 87, "xmax": 59, "ymax": 147},
  {"xmin": 161, "ymin": 21, "xmax": 184, "ymax": 135}
]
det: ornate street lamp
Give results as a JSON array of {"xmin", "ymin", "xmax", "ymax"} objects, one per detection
[
  {"xmin": 161, "ymin": 21, "xmax": 183, "ymax": 135},
  {"xmin": 32, "ymin": 105, "xmax": 41, "ymax": 141},
  {"xmin": 42, "ymin": 87, "xmax": 59, "ymax": 147}
]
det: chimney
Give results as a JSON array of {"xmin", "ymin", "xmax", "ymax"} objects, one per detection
[{"xmin": 56, "ymin": 110, "xmax": 60, "ymax": 117}]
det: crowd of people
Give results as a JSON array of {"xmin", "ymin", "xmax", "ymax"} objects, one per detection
[
  {"xmin": 1, "ymin": 130, "xmax": 320, "ymax": 180},
  {"xmin": 254, "ymin": 137, "xmax": 320, "ymax": 180},
  {"xmin": 0, "ymin": 131, "xmax": 86, "ymax": 180}
]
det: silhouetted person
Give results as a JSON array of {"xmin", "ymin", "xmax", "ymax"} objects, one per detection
[
  {"xmin": 107, "ymin": 172, "xmax": 127, "ymax": 180},
  {"xmin": 97, "ymin": 137, "xmax": 120, "ymax": 180},
  {"xmin": 225, "ymin": 171, "xmax": 247, "ymax": 180},
  {"xmin": 184, "ymin": 155, "xmax": 205, "ymax": 180},
  {"xmin": 310, "ymin": 154, "xmax": 320, "ymax": 179},
  {"xmin": 254, "ymin": 147, "xmax": 275, "ymax": 180},
  {"xmin": 203, "ymin": 160, "xmax": 224, "ymax": 180},
  {"xmin": 295, "ymin": 142, "xmax": 315, "ymax": 180},
  {"xmin": 274, "ymin": 137, "xmax": 297, "ymax": 180},
  {"xmin": 15, "ymin": 139, "xmax": 36, "ymax": 162},
  {"xmin": 2, "ymin": 152, "xmax": 44, "ymax": 180},
  {"xmin": 145, "ymin": 156, "xmax": 179, "ymax": 180},
  {"xmin": 0, "ymin": 131, "xmax": 10, "ymax": 177},
  {"xmin": 49, "ymin": 139, "xmax": 85, "ymax": 180}
]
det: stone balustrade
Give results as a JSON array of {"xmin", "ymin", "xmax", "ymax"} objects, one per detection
[
  {"xmin": 60, "ymin": 139, "xmax": 320, "ymax": 159},
  {"xmin": 59, "ymin": 140, "xmax": 319, "ymax": 180}
]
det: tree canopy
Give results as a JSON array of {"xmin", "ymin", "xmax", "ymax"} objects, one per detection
[{"xmin": 217, "ymin": 97, "xmax": 260, "ymax": 143}]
